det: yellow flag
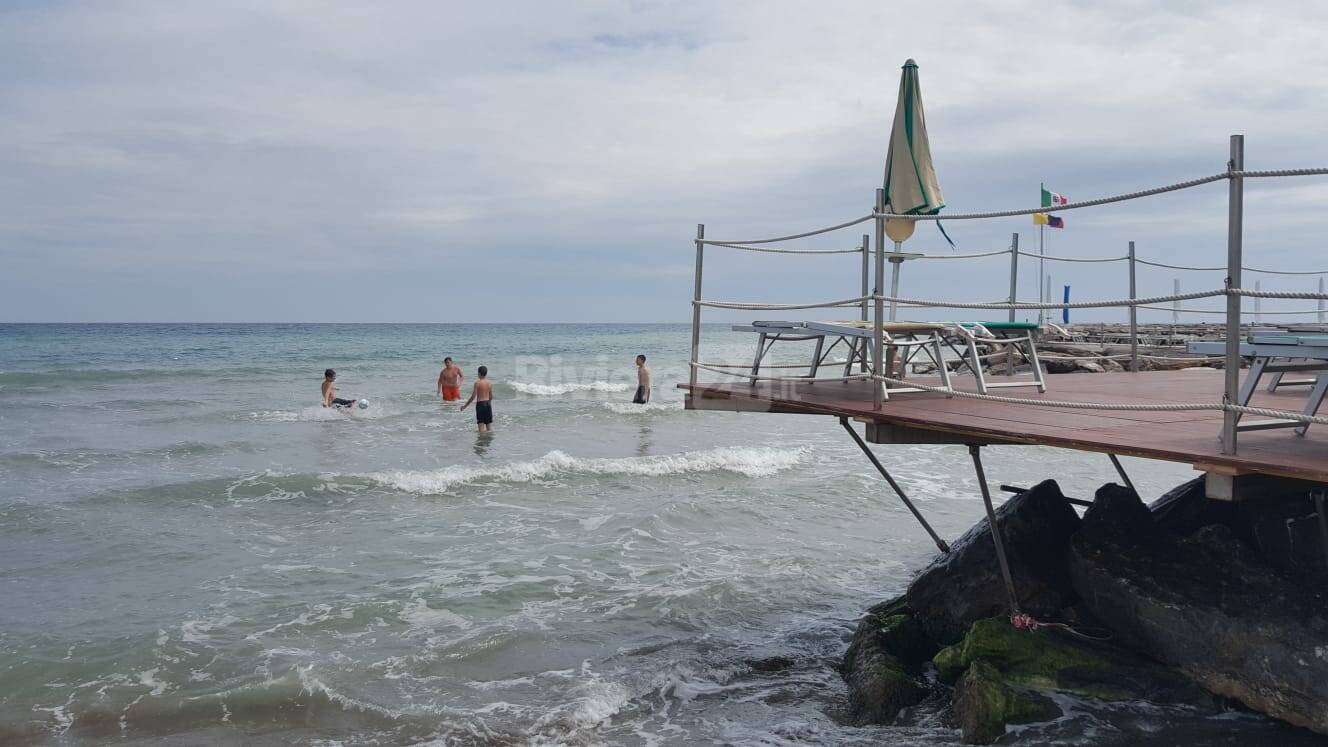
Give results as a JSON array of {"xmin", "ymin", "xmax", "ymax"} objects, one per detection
[{"xmin": 1033, "ymin": 213, "xmax": 1049, "ymax": 226}]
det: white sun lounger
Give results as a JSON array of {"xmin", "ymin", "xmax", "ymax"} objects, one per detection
[
  {"xmin": 1188, "ymin": 334, "xmax": 1328, "ymax": 435},
  {"xmin": 730, "ymin": 320, "xmax": 953, "ymax": 399}
]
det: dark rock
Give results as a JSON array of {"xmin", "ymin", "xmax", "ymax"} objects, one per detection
[
  {"xmin": 1080, "ymin": 482, "xmax": 1165, "ymax": 546},
  {"xmin": 841, "ymin": 597, "xmax": 932, "ymax": 725},
  {"xmin": 1069, "ymin": 485, "xmax": 1328, "ymax": 734},
  {"xmin": 747, "ymin": 655, "xmax": 795, "ymax": 673},
  {"xmin": 907, "ymin": 480, "xmax": 1081, "ymax": 641},
  {"xmin": 1043, "ymin": 357, "xmax": 1080, "ymax": 374},
  {"xmin": 953, "ymin": 659, "xmax": 1060, "ymax": 744},
  {"xmin": 1148, "ymin": 475, "xmax": 1233, "ymax": 537},
  {"xmin": 933, "ymin": 617, "xmax": 1215, "ymax": 706}
]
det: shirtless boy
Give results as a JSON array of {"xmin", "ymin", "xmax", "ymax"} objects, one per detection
[
  {"xmin": 438, "ymin": 357, "xmax": 464, "ymax": 401},
  {"xmin": 632, "ymin": 355, "xmax": 651, "ymax": 404},
  {"xmin": 321, "ymin": 369, "xmax": 357, "ymax": 411},
  {"xmin": 460, "ymin": 365, "xmax": 494, "ymax": 432}
]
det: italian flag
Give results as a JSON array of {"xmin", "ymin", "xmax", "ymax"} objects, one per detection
[{"xmin": 1041, "ymin": 187, "xmax": 1069, "ymax": 207}]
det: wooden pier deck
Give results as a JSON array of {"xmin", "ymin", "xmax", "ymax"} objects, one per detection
[{"xmin": 681, "ymin": 368, "xmax": 1328, "ymax": 485}]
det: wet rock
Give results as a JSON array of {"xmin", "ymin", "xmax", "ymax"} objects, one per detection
[
  {"xmin": 906, "ymin": 480, "xmax": 1081, "ymax": 641},
  {"xmin": 1042, "ymin": 357, "xmax": 1081, "ymax": 374},
  {"xmin": 932, "ymin": 617, "xmax": 1212, "ymax": 706},
  {"xmin": 840, "ymin": 597, "xmax": 944, "ymax": 725},
  {"xmin": 746, "ymin": 655, "xmax": 795, "ymax": 673},
  {"xmin": 1148, "ymin": 475, "xmax": 1229, "ymax": 536},
  {"xmin": 953, "ymin": 659, "xmax": 1059, "ymax": 744},
  {"xmin": 1069, "ymin": 484, "xmax": 1328, "ymax": 734}
]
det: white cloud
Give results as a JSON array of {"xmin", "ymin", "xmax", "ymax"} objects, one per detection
[{"xmin": 1, "ymin": 0, "xmax": 1327, "ymax": 320}]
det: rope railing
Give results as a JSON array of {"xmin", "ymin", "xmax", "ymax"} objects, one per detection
[
  {"xmin": 700, "ymin": 215, "xmax": 873, "ymax": 246},
  {"xmin": 1136, "ymin": 304, "xmax": 1327, "ymax": 315},
  {"xmin": 878, "ymin": 173, "xmax": 1230, "ymax": 221},
  {"xmin": 695, "ymin": 287, "xmax": 1328, "ymax": 315},
  {"xmin": 694, "ymin": 295, "xmax": 868, "ymax": 311},
  {"xmin": 703, "ymin": 241, "xmax": 864, "ymax": 254},
  {"xmin": 1136, "ymin": 257, "xmax": 1328, "ymax": 274},
  {"xmin": 875, "ymin": 167, "xmax": 1328, "ymax": 222},
  {"xmin": 1015, "ymin": 250, "xmax": 1128, "ymax": 263},
  {"xmin": 912, "ymin": 248, "xmax": 1013, "ymax": 259}
]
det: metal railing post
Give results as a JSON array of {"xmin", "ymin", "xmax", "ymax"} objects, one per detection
[
  {"xmin": 1128, "ymin": 240, "xmax": 1139, "ymax": 372},
  {"xmin": 860, "ymin": 233, "xmax": 870, "ymax": 373},
  {"xmin": 689, "ymin": 224, "xmax": 705, "ymax": 389},
  {"xmin": 874, "ymin": 189, "xmax": 886, "ymax": 410},
  {"xmin": 1222, "ymin": 134, "xmax": 1245, "ymax": 454},
  {"xmin": 860, "ymin": 233, "xmax": 870, "ymax": 323},
  {"xmin": 1319, "ymin": 277, "xmax": 1325, "ymax": 324},
  {"xmin": 1254, "ymin": 280, "xmax": 1262, "ymax": 324},
  {"xmin": 1007, "ymin": 233, "xmax": 1019, "ymax": 324},
  {"xmin": 1173, "ymin": 278, "xmax": 1181, "ymax": 324}
]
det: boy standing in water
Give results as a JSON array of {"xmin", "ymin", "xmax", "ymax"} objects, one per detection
[
  {"xmin": 321, "ymin": 369, "xmax": 357, "ymax": 411},
  {"xmin": 438, "ymin": 357, "xmax": 464, "ymax": 401},
  {"xmin": 632, "ymin": 355, "xmax": 651, "ymax": 404},
  {"xmin": 460, "ymin": 365, "xmax": 494, "ymax": 431}
]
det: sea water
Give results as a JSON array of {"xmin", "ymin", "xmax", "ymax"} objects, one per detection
[{"xmin": 0, "ymin": 324, "xmax": 1317, "ymax": 745}]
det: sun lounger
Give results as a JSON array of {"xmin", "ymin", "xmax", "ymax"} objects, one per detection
[
  {"xmin": 730, "ymin": 320, "xmax": 953, "ymax": 399},
  {"xmin": 1188, "ymin": 334, "xmax": 1328, "ymax": 435},
  {"xmin": 946, "ymin": 321, "xmax": 1047, "ymax": 395}
]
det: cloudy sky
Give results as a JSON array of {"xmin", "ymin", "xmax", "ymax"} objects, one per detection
[{"xmin": 3, "ymin": 0, "xmax": 1327, "ymax": 322}]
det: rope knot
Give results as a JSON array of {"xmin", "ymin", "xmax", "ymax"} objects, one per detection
[{"xmin": 1010, "ymin": 612, "xmax": 1041, "ymax": 632}]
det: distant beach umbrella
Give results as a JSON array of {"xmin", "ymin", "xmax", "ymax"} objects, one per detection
[{"xmin": 882, "ymin": 59, "xmax": 946, "ymax": 244}]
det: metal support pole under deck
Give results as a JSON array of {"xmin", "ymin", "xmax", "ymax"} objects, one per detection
[
  {"xmin": 840, "ymin": 418, "xmax": 949, "ymax": 553},
  {"xmin": 689, "ymin": 224, "xmax": 705, "ymax": 389},
  {"xmin": 1007, "ymin": 233, "xmax": 1019, "ymax": 324},
  {"xmin": 1128, "ymin": 241, "xmax": 1139, "ymax": 372},
  {"xmin": 1222, "ymin": 135, "xmax": 1245, "ymax": 454},
  {"xmin": 969, "ymin": 444, "xmax": 1021, "ymax": 615},
  {"xmin": 874, "ymin": 189, "xmax": 886, "ymax": 411},
  {"xmin": 1107, "ymin": 453, "xmax": 1136, "ymax": 494}
]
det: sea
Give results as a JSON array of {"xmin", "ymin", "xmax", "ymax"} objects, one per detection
[{"xmin": 0, "ymin": 323, "xmax": 1319, "ymax": 746}]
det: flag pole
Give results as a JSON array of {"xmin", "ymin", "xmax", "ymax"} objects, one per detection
[{"xmin": 1038, "ymin": 183, "xmax": 1045, "ymax": 327}]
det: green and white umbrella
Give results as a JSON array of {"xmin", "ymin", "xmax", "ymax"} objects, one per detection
[{"xmin": 882, "ymin": 59, "xmax": 945, "ymax": 218}]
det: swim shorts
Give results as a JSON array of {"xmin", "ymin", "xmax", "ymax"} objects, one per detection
[
  {"xmin": 632, "ymin": 386, "xmax": 647, "ymax": 404},
  {"xmin": 332, "ymin": 398, "xmax": 355, "ymax": 410},
  {"xmin": 442, "ymin": 386, "xmax": 462, "ymax": 401},
  {"xmin": 475, "ymin": 400, "xmax": 493, "ymax": 425}
]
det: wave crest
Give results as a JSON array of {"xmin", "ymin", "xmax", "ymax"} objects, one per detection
[
  {"xmin": 368, "ymin": 447, "xmax": 803, "ymax": 495},
  {"xmin": 509, "ymin": 381, "xmax": 631, "ymax": 396}
]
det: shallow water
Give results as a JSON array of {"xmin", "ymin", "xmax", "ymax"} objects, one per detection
[{"xmin": 0, "ymin": 323, "xmax": 1319, "ymax": 745}]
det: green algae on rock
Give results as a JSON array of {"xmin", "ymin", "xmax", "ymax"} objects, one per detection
[{"xmin": 953, "ymin": 659, "xmax": 1060, "ymax": 744}]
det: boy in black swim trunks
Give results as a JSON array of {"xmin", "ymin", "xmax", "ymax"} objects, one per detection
[
  {"xmin": 460, "ymin": 365, "xmax": 494, "ymax": 432},
  {"xmin": 632, "ymin": 355, "xmax": 651, "ymax": 404},
  {"xmin": 321, "ymin": 369, "xmax": 357, "ymax": 411}
]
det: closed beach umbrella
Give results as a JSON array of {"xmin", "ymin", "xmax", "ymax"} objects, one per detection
[
  {"xmin": 880, "ymin": 59, "xmax": 946, "ymax": 320},
  {"xmin": 882, "ymin": 59, "xmax": 944, "ymax": 217}
]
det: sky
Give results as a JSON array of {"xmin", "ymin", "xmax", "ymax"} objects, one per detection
[{"xmin": 3, "ymin": 0, "xmax": 1328, "ymax": 323}]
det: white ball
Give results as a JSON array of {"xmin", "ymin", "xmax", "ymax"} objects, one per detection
[{"xmin": 358, "ymin": 399, "xmax": 370, "ymax": 410}]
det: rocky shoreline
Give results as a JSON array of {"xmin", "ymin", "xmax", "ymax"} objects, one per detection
[{"xmin": 839, "ymin": 478, "xmax": 1328, "ymax": 743}]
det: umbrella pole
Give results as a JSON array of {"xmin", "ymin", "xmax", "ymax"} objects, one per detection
[{"xmin": 889, "ymin": 241, "xmax": 902, "ymax": 322}]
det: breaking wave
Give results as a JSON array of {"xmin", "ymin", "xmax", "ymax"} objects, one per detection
[
  {"xmin": 509, "ymin": 381, "xmax": 632, "ymax": 396},
  {"xmin": 368, "ymin": 447, "xmax": 804, "ymax": 495}
]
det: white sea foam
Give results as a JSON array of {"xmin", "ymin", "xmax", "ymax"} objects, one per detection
[
  {"xmin": 510, "ymin": 380, "xmax": 631, "ymax": 395},
  {"xmin": 602, "ymin": 401, "xmax": 681, "ymax": 415},
  {"xmin": 400, "ymin": 598, "xmax": 472, "ymax": 631},
  {"xmin": 247, "ymin": 404, "xmax": 388, "ymax": 422},
  {"xmin": 368, "ymin": 446, "xmax": 805, "ymax": 495}
]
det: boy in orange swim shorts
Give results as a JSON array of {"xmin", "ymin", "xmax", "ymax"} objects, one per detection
[{"xmin": 438, "ymin": 357, "xmax": 464, "ymax": 401}]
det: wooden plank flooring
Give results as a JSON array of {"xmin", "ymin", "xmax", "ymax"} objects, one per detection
[{"xmin": 680, "ymin": 368, "xmax": 1328, "ymax": 483}]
